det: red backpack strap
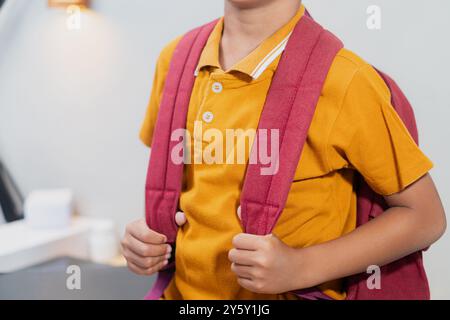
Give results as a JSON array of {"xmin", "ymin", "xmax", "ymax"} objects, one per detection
[
  {"xmin": 239, "ymin": 16, "xmax": 343, "ymax": 235},
  {"xmin": 145, "ymin": 20, "xmax": 218, "ymax": 244},
  {"xmin": 144, "ymin": 21, "xmax": 218, "ymax": 300}
]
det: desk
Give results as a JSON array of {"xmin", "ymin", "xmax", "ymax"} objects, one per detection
[
  {"xmin": 0, "ymin": 216, "xmax": 118, "ymax": 272},
  {"xmin": 0, "ymin": 257, "xmax": 155, "ymax": 299}
]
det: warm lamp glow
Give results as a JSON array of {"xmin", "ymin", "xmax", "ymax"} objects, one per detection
[{"xmin": 48, "ymin": 0, "xmax": 89, "ymax": 8}]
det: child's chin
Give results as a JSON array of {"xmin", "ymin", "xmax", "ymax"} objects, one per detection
[{"xmin": 226, "ymin": 0, "xmax": 275, "ymax": 10}]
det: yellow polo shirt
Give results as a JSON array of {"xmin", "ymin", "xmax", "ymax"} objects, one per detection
[{"xmin": 140, "ymin": 6, "xmax": 433, "ymax": 300}]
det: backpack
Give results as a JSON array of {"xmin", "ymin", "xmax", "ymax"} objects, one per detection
[{"xmin": 143, "ymin": 12, "xmax": 430, "ymax": 300}]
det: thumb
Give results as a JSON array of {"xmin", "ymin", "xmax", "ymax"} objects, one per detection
[{"xmin": 137, "ymin": 220, "xmax": 167, "ymax": 244}]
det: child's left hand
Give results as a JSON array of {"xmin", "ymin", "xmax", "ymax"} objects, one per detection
[{"xmin": 228, "ymin": 233, "xmax": 307, "ymax": 294}]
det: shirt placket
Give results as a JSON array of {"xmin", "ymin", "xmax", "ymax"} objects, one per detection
[{"xmin": 193, "ymin": 72, "xmax": 227, "ymax": 156}]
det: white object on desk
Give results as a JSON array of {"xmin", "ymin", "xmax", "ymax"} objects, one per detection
[
  {"xmin": 0, "ymin": 216, "xmax": 119, "ymax": 273},
  {"xmin": 89, "ymin": 219, "xmax": 119, "ymax": 263},
  {"xmin": 24, "ymin": 189, "xmax": 73, "ymax": 229}
]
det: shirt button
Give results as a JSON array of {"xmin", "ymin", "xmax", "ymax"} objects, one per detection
[
  {"xmin": 202, "ymin": 111, "xmax": 214, "ymax": 123},
  {"xmin": 212, "ymin": 82, "xmax": 223, "ymax": 93}
]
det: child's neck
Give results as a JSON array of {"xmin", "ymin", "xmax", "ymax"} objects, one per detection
[{"xmin": 220, "ymin": 0, "xmax": 301, "ymax": 71}]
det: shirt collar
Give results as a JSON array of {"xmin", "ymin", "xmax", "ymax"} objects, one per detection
[{"xmin": 195, "ymin": 4, "xmax": 305, "ymax": 80}]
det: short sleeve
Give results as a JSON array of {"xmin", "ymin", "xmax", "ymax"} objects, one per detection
[
  {"xmin": 327, "ymin": 64, "xmax": 434, "ymax": 196},
  {"xmin": 139, "ymin": 37, "xmax": 182, "ymax": 147}
]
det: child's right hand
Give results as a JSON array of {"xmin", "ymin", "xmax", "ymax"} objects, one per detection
[{"xmin": 121, "ymin": 218, "xmax": 172, "ymax": 276}]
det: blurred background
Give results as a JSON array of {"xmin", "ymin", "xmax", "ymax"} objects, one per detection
[{"xmin": 0, "ymin": 0, "xmax": 449, "ymax": 299}]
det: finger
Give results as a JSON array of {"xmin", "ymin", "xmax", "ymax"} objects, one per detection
[
  {"xmin": 125, "ymin": 234, "xmax": 171, "ymax": 257},
  {"xmin": 123, "ymin": 247, "xmax": 170, "ymax": 269},
  {"xmin": 127, "ymin": 261, "xmax": 149, "ymax": 276},
  {"xmin": 237, "ymin": 277, "xmax": 257, "ymax": 292},
  {"xmin": 228, "ymin": 248, "xmax": 259, "ymax": 266},
  {"xmin": 129, "ymin": 222, "xmax": 167, "ymax": 244},
  {"xmin": 232, "ymin": 233, "xmax": 264, "ymax": 250},
  {"xmin": 175, "ymin": 211, "xmax": 187, "ymax": 227},
  {"xmin": 127, "ymin": 260, "xmax": 168, "ymax": 276},
  {"xmin": 230, "ymin": 263, "xmax": 254, "ymax": 279}
]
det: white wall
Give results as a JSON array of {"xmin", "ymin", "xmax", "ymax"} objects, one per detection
[{"xmin": 0, "ymin": 0, "xmax": 449, "ymax": 298}]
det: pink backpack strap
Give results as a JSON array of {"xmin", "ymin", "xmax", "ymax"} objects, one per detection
[
  {"xmin": 239, "ymin": 16, "xmax": 343, "ymax": 235},
  {"xmin": 144, "ymin": 21, "xmax": 218, "ymax": 300},
  {"xmin": 145, "ymin": 20, "xmax": 218, "ymax": 244},
  {"xmin": 144, "ymin": 20, "xmax": 217, "ymax": 300}
]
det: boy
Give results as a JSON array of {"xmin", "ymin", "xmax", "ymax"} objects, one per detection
[{"xmin": 121, "ymin": 0, "xmax": 446, "ymax": 299}]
